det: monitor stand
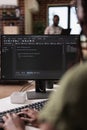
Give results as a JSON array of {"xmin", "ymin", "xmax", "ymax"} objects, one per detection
[{"xmin": 27, "ymin": 80, "xmax": 54, "ymax": 100}]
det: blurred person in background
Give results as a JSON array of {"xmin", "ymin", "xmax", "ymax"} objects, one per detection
[{"xmin": 44, "ymin": 15, "xmax": 63, "ymax": 34}]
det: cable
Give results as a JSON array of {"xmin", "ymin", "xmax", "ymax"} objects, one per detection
[{"xmin": 19, "ymin": 80, "xmax": 34, "ymax": 92}]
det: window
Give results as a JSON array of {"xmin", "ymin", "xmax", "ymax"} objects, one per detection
[
  {"xmin": 48, "ymin": 5, "xmax": 81, "ymax": 34},
  {"xmin": 48, "ymin": 6, "xmax": 68, "ymax": 29},
  {"xmin": 70, "ymin": 7, "xmax": 81, "ymax": 34}
]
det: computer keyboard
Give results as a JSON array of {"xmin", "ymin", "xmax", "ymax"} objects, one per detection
[{"xmin": 0, "ymin": 100, "xmax": 47, "ymax": 123}]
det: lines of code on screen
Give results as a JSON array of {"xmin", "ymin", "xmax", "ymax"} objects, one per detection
[{"xmin": 1, "ymin": 35, "xmax": 79, "ymax": 80}]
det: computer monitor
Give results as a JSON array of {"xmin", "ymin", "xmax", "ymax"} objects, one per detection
[{"xmin": 1, "ymin": 34, "xmax": 80, "ymax": 99}]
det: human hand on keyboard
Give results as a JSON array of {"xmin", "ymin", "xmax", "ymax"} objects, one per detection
[
  {"xmin": 1, "ymin": 113, "xmax": 25, "ymax": 130},
  {"xmin": 18, "ymin": 108, "xmax": 39, "ymax": 128}
]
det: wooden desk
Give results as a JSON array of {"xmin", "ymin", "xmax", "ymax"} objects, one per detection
[{"xmin": 0, "ymin": 81, "xmax": 35, "ymax": 99}]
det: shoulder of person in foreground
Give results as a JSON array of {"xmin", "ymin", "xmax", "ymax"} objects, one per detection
[{"xmin": 38, "ymin": 62, "xmax": 87, "ymax": 130}]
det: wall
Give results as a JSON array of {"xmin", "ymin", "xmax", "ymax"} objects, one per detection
[
  {"xmin": 18, "ymin": 0, "xmax": 25, "ymax": 34},
  {"xmin": 24, "ymin": 0, "xmax": 32, "ymax": 34},
  {"xmin": 24, "ymin": 0, "xmax": 39, "ymax": 34}
]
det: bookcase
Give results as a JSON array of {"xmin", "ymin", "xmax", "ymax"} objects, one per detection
[{"xmin": 0, "ymin": 5, "xmax": 21, "ymax": 34}]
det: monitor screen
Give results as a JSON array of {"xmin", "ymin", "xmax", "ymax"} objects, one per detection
[
  {"xmin": 1, "ymin": 34, "xmax": 80, "ymax": 99},
  {"xmin": 1, "ymin": 34, "xmax": 79, "ymax": 80}
]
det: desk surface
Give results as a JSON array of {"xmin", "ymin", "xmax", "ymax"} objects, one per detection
[
  {"xmin": 0, "ymin": 81, "xmax": 34, "ymax": 99},
  {"xmin": 0, "ymin": 81, "xmax": 58, "ymax": 99}
]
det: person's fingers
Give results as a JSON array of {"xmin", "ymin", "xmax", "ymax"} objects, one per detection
[
  {"xmin": 17, "ymin": 112, "xmax": 29, "ymax": 119},
  {"xmin": 2, "ymin": 115, "xmax": 8, "ymax": 121},
  {"xmin": 21, "ymin": 108, "xmax": 37, "ymax": 113},
  {"xmin": 21, "ymin": 116, "xmax": 35, "ymax": 124},
  {"xmin": 18, "ymin": 111, "xmax": 28, "ymax": 116},
  {"xmin": 23, "ymin": 108, "xmax": 29, "ymax": 111},
  {"xmin": 20, "ymin": 117, "xmax": 30, "ymax": 122},
  {"xmin": 18, "ymin": 109, "xmax": 35, "ymax": 117},
  {"xmin": 17, "ymin": 108, "xmax": 32, "ymax": 117},
  {"xmin": 20, "ymin": 108, "xmax": 29, "ymax": 113},
  {"xmin": 2, "ymin": 113, "xmax": 13, "ymax": 121},
  {"xmin": 0, "ymin": 123, "xmax": 4, "ymax": 128},
  {"xmin": 6, "ymin": 113, "xmax": 12, "ymax": 119},
  {"xmin": 11, "ymin": 113, "xmax": 18, "ymax": 118}
]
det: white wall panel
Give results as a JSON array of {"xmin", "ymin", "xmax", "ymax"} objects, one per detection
[{"xmin": 0, "ymin": 0, "xmax": 18, "ymax": 6}]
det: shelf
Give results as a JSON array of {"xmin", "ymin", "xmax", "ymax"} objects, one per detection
[
  {"xmin": 0, "ymin": 5, "xmax": 17, "ymax": 9},
  {"xmin": 2, "ymin": 17, "xmax": 20, "ymax": 20},
  {"xmin": 0, "ymin": 6, "xmax": 21, "ymax": 34}
]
